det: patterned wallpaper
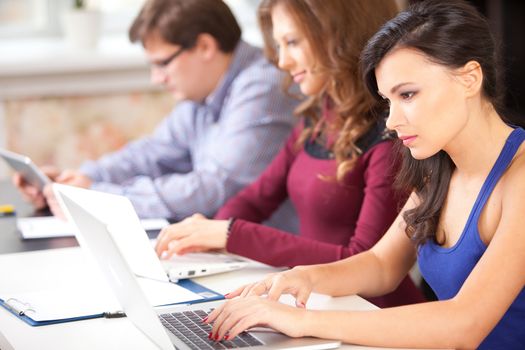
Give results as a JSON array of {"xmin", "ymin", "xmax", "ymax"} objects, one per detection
[{"xmin": 3, "ymin": 91, "xmax": 173, "ymax": 172}]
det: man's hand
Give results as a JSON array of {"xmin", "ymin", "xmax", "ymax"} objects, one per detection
[
  {"xmin": 55, "ymin": 169, "xmax": 92, "ymax": 188},
  {"xmin": 12, "ymin": 165, "xmax": 60, "ymax": 210}
]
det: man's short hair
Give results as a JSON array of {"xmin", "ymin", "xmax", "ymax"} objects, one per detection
[{"xmin": 129, "ymin": 0, "xmax": 241, "ymax": 53}]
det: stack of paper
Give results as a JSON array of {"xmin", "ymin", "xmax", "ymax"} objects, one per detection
[{"xmin": 17, "ymin": 216, "xmax": 169, "ymax": 239}]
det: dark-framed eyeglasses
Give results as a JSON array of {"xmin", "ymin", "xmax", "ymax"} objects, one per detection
[{"xmin": 150, "ymin": 46, "xmax": 186, "ymax": 70}]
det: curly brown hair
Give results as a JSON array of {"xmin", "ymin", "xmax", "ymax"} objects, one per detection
[{"xmin": 258, "ymin": 0, "xmax": 398, "ymax": 181}]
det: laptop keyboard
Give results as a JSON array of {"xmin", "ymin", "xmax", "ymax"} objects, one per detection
[{"xmin": 160, "ymin": 310, "xmax": 264, "ymax": 349}]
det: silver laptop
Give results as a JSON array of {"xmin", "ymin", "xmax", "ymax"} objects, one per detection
[
  {"xmin": 51, "ymin": 184, "xmax": 247, "ymax": 282},
  {"xmin": 55, "ymin": 185, "xmax": 341, "ymax": 350}
]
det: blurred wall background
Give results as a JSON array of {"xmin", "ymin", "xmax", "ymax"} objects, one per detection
[{"xmin": 0, "ymin": 0, "xmax": 260, "ymax": 179}]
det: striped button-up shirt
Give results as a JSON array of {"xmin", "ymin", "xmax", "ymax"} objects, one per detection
[{"xmin": 79, "ymin": 40, "xmax": 299, "ymax": 226}]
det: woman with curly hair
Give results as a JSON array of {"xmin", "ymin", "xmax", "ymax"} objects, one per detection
[{"xmin": 156, "ymin": 0, "xmax": 423, "ymax": 308}]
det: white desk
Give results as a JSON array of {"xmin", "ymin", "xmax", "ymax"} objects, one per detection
[{"xmin": 0, "ymin": 247, "xmax": 420, "ymax": 350}]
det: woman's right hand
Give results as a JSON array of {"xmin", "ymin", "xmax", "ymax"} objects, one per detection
[{"xmin": 226, "ymin": 266, "xmax": 315, "ymax": 308}]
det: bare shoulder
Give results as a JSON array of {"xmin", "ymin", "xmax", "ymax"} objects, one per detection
[{"xmin": 501, "ymin": 141, "xmax": 525, "ymax": 202}]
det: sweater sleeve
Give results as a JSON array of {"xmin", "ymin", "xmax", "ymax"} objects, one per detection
[
  {"xmin": 214, "ymin": 124, "xmax": 301, "ymax": 223},
  {"xmin": 225, "ymin": 141, "xmax": 402, "ymax": 267},
  {"xmin": 344, "ymin": 140, "xmax": 402, "ymax": 254}
]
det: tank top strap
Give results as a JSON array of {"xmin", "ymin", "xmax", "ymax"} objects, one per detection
[{"xmin": 470, "ymin": 127, "xmax": 525, "ymax": 220}]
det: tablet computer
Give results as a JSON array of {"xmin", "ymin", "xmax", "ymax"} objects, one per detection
[{"xmin": 0, "ymin": 149, "xmax": 51, "ymax": 191}]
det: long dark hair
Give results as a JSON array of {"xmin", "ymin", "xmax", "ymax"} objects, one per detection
[
  {"xmin": 258, "ymin": 0, "xmax": 398, "ymax": 181},
  {"xmin": 361, "ymin": 0, "xmax": 505, "ymax": 246}
]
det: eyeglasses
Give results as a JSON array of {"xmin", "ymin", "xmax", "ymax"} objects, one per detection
[{"xmin": 150, "ymin": 47, "xmax": 186, "ymax": 71}]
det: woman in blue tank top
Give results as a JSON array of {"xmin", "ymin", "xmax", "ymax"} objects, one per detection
[{"xmin": 203, "ymin": 1, "xmax": 525, "ymax": 348}]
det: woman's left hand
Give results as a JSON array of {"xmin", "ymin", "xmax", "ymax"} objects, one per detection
[
  {"xmin": 205, "ymin": 296, "xmax": 307, "ymax": 341},
  {"xmin": 155, "ymin": 214, "xmax": 229, "ymax": 257}
]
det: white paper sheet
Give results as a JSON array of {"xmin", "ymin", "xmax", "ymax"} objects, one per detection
[
  {"xmin": 0, "ymin": 278, "xmax": 202, "ymax": 322},
  {"xmin": 17, "ymin": 216, "xmax": 169, "ymax": 239}
]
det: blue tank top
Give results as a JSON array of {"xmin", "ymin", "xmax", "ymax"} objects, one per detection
[{"xmin": 418, "ymin": 127, "xmax": 525, "ymax": 349}]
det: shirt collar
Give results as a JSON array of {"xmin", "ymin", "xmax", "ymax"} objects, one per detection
[{"xmin": 203, "ymin": 40, "xmax": 252, "ymax": 121}]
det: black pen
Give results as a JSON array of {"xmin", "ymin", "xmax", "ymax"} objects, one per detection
[{"xmin": 103, "ymin": 311, "xmax": 126, "ymax": 318}]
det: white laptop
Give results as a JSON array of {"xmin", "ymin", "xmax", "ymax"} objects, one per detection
[
  {"xmin": 54, "ymin": 184, "xmax": 341, "ymax": 350},
  {"xmin": 161, "ymin": 252, "xmax": 248, "ymax": 281},
  {"xmin": 0, "ymin": 330, "xmax": 14, "ymax": 350},
  {"xmin": 50, "ymin": 184, "xmax": 247, "ymax": 282}
]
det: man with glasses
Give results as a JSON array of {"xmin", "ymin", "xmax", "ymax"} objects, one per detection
[{"xmin": 14, "ymin": 0, "xmax": 298, "ymax": 231}]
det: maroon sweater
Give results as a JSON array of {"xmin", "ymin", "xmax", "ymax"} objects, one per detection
[{"xmin": 215, "ymin": 121, "xmax": 424, "ymax": 307}]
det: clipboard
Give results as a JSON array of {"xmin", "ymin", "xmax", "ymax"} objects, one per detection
[
  {"xmin": 0, "ymin": 185, "xmax": 226, "ymax": 327},
  {"xmin": 0, "ymin": 279, "xmax": 223, "ymax": 327}
]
